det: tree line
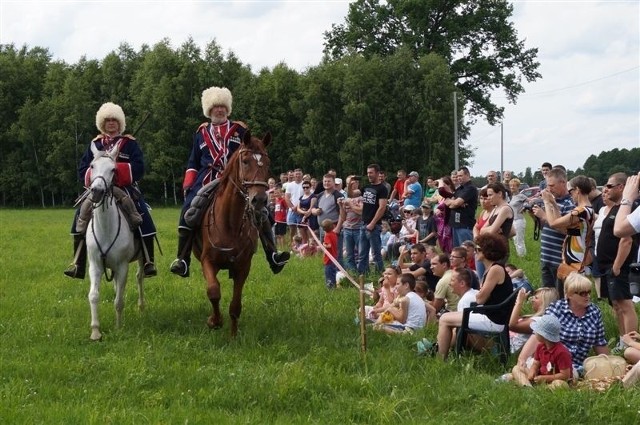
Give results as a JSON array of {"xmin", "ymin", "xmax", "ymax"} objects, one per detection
[{"xmin": 1, "ymin": 0, "xmax": 544, "ymax": 207}]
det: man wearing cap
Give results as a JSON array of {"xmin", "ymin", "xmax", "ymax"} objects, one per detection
[
  {"xmin": 64, "ymin": 102, "xmax": 158, "ymax": 279},
  {"xmin": 402, "ymin": 171, "xmax": 423, "ymax": 209},
  {"xmin": 170, "ymin": 86, "xmax": 289, "ymax": 277}
]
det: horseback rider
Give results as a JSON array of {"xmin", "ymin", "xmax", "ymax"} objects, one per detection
[
  {"xmin": 64, "ymin": 102, "xmax": 158, "ymax": 279},
  {"xmin": 170, "ymin": 86, "xmax": 290, "ymax": 277}
]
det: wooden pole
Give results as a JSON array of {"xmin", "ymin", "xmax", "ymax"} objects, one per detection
[{"xmin": 358, "ymin": 274, "xmax": 367, "ymax": 353}]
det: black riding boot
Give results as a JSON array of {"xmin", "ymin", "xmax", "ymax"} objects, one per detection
[
  {"xmin": 64, "ymin": 235, "xmax": 86, "ymax": 279},
  {"xmin": 259, "ymin": 208, "xmax": 290, "ymax": 274},
  {"xmin": 170, "ymin": 228, "xmax": 193, "ymax": 278},
  {"xmin": 142, "ymin": 236, "xmax": 157, "ymax": 278}
]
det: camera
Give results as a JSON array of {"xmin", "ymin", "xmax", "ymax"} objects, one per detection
[
  {"xmin": 522, "ymin": 198, "xmax": 544, "ymax": 213},
  {"xmin": 351, "ymin": 175, "xmax": 362, "ymax": 181}
]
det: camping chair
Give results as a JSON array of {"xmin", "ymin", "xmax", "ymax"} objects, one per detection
[{"xmin": 454, "ymin": 290, "xmax": 518, "ymax": 367}]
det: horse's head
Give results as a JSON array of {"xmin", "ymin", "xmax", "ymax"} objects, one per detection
[
  {"xmin": 233, "ymin": 131, "xmax": 272, "ymax": 211},
  {"xmin": 88, "ymin": 142, "xmax": 119, "ymax": 204}
]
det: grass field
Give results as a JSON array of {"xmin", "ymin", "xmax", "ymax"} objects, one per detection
[{"xmin": 1, "ymin": 208, "xmax": 639, "ymax": 424}]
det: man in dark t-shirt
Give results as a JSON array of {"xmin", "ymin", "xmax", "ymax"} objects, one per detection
[
  {"xmin": 358, "ymin": 164, "xmax": 389, "ymax": 274},
  {"xmin": 444, "ymin": 166, "xmax": 478, "ymax": 247},
  {"xmin": 597, "ymin": 172, "xmax": 638, "ymax": 351}
]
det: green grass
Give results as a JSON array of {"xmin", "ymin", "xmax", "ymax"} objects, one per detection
[{"xmin": 0, "ymin": 209, "xmax": 638, "ymax": 424}]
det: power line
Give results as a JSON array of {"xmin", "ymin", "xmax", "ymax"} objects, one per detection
[{"xmin": 494, "ymin": 65, "xmax": 640, "ymax": 99}]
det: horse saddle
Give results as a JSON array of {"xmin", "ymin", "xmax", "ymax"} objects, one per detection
[
  {"xmin": 184, "ymin": 180, "xmax": 220, "ymax": 228},
  {"xmin": 76, "ymin": 186, "xmax": 143, "ymax": 234}
]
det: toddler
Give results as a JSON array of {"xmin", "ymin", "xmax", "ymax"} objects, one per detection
[
  {"xmin": 321, "ymin": 219, "xmax": 338, "ymax": 289},
  {"xmin": 512, "ymin": 314, "xmax": 572, "ymax": 387}
]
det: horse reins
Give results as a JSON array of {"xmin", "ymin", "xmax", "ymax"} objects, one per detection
[
  {"xmin": 88, "ymin": 173, "xmax": 123, "ymax": 282},
  {"xmin": 206, "ymin": 147, "xmax": 268, "ymax": 254}
]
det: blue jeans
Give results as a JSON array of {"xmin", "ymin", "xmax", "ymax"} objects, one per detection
[
  {"xmin": 342, "ymin": 227, "xmax": 361, "ymax": 272},
  {"xmin": 324, "ymin": 263, "xmax": 337, "ymax": 288},
  {"xmin": 358, "ymin": 224, "xmax": 383, "ymax": 275},
  {"xmin": 452, "ymin": 227, "xmax": 473, "ymax": 248}
]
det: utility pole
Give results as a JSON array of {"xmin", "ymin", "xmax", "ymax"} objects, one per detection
[{"xmin": 453, "ymin": 92, "xmax": 459, "ymax": 170}]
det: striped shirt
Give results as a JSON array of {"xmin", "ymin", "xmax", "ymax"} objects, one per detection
[
  {"xmin": 540, "ymin": 194, "xmax": 575, "ymax": 266},
  {"xmin": 545, "ymin": 299, "xmax": 607, "ymax": 368}
]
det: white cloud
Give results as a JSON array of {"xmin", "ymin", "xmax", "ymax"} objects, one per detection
[{"xmin": 1, "ymin": 0, "xmax": 638, "ymax": 179}]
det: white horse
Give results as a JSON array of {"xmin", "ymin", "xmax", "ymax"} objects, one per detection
[{"xmin": 86, "ymin": 141, "xmax": 145, "ymax": 341}]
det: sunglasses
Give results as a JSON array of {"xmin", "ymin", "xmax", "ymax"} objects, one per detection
[
  {"xmin": 302, "ymin": 186, "xmax": 310, "ymax": 189},
  {"xmin": 576, "ymin": 290, "xmax": 591, "ymax": 297},
  {"xmin": 604, "ymin": 183, "xmax": 621, "ymax": 189}
]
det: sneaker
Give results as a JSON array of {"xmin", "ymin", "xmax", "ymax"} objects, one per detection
[
  {"xmin": 416, "ymin": 338, "xmax": 436, "ymax": 356},
  {"xmin": 611, "ymin": 345, "xmax": 626, "ymax": 356},
  {"xmin": 170, "ymin": 259, "xmax": 189, "ymax": 278}
]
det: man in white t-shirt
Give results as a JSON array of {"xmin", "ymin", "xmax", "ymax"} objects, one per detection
[
  {"xmin": 436, "ymin": 267, "xmax": 478, "ymax": 360},
  {"xmin": 285, "ymin": 168, "xmax": 304, "ymax": 242}
]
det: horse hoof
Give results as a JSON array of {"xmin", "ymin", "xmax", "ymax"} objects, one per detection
[
  {"xmin": 90, "ymin": 330, "xmax": 102, "ymax": 341},
  {"xmin": 207, "ymin": 317, "xmax": 223, "ymax": 329}
]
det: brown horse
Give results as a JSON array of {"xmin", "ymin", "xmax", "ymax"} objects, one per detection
[{"xmin": 193, "ymin": 130, "xmax": 271, "ymax": 336}]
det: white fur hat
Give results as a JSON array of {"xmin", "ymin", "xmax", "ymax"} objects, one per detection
[
  {"xmin": 201, "ymin": 86, "xmax": 232, "ymax": 118},
  {"xmin": 96, "ymin": 102, "xmax": 126, "ymax": 134}
]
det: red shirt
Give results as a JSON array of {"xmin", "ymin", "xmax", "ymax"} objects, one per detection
[
  {"xmin": 274, "ymin": 197, "xmax": 288, "ymax": 223},
  {"xmin": 393, "ymin": 178, "xmax": 406, "ymax": 200},
  {"xmin": 323, "ymin": 231, "xmax": 338, "ymax": 265},
  {"xmin": 534, "ymin": 341, "xmax": 573, "ymax": 378}
]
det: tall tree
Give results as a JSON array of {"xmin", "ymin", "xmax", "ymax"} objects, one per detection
[{"xmin": 323, "ymin": 0, "xmax": 541, "ymax": 124}]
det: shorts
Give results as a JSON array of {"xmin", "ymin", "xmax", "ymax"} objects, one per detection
[
  {"xmin": 605, "ymin": 269, "xmax": 632, "ymax": 301},
  {"xmin": 287, "ymin": 210, "xmax": 304, "ymax": 225},
  {"xmin": 468, "ymin": 313, "xmax": 505, "ymax": 332},
  {"xmin": 274, "ymin": 222, "xmax": 288, "ymax": 236}
]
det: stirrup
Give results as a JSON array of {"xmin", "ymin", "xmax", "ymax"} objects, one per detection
[
  {"xmin": 170, "ymin": 259, "xmax": 189, "ymax": 278},
  {"xmin": 143, "ymin": 262, "xmax": 157, "ymax": 278},
  {"xmin": 63, "ymin": 264, "xmax": 84, "ymax": 280},
  {"xmin": 271, "ymin": 251, "xmax": 290, "ymax": 266}
]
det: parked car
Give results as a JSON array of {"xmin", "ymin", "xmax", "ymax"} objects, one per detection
[{"xmin": 519, "ymin": 186, "xmax": 540, "ymax": 198}]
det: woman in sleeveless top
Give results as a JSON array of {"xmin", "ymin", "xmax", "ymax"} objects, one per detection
[
  {"xmin": 473, "ymin": 187, "xmax": 494, "ymax": 277},
  {"xmin": 435, "ymin": 232, "xmax": 514, "ymax": 360},
  {"xmin": 481, "ymin": 182, "xmax": 514, "ymax": 263},
  {"xmin": 296, "ymin": 181, "xmax": 316, "ymax": 244}
]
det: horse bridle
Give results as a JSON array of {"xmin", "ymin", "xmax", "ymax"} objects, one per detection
[
  {"xmin": 207, "ymin": 146, "xmax": 268, "ymax": 254},
  {"xmin": 88, "ymin": 159, "xmax": 123, "ymax": 281}
]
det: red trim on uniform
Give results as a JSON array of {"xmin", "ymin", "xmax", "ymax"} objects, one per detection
[
  {"xmin": 114, "ymin": 163, "xmax": 133, "ymax": 187},
  {"xmin": 183, "ymin": 169, "xmax": 197, "ymax": 190}
]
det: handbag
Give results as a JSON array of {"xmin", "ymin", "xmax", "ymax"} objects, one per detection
[
  {"xmin": 557, "ymin": 262, "xmax": 581, "ymax": 282},
  {"xmin": 557, "ymin": 207, "xmax": 594, "ymax": 282},
  {"xmin": 583, "ymin": 354, "xmax": 628, "ymax": 379}
]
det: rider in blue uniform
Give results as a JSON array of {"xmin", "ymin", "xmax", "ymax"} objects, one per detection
[
  {"xmin": 169, "ymin": 86, "xmax": 290, "ymax": 277},
  {"xmin": 64, "ymin": 102, "xmax": 157, "ymax": 279}
]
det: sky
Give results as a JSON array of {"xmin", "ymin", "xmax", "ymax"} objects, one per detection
[{"xmin": 1, "ymin": 0, "xmax": 639, "ymax": 180}]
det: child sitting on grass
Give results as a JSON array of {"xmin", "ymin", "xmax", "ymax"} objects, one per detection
[
  {"xmin": 512, "ymin": 314, "xmax": 573, "ymax": 387},
  {"xmin": 321, "ymin": 219, "xmax": 338, "ymax": 289}
]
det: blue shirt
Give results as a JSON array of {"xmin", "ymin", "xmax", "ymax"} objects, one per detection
[
  {"xmin": 545, "ymin": 299, "xmax": 607, "ymax": 368},
  {"xmin": 404, "ymin": 182, "xmax": 423, "ymax": 209}
]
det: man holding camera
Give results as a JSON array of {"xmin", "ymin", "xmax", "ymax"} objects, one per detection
[
  {"xmin": 531, "ymin": 167, "xmax": 575, "ymax": 288},
  {"xmin": 600, "ymin": 172, "xmax": 639, "ymax": 353}
]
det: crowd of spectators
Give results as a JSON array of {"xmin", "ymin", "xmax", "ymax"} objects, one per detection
[{"xmin": 267, "ymin": 163, "xmax": 640, "ymax": 388}]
